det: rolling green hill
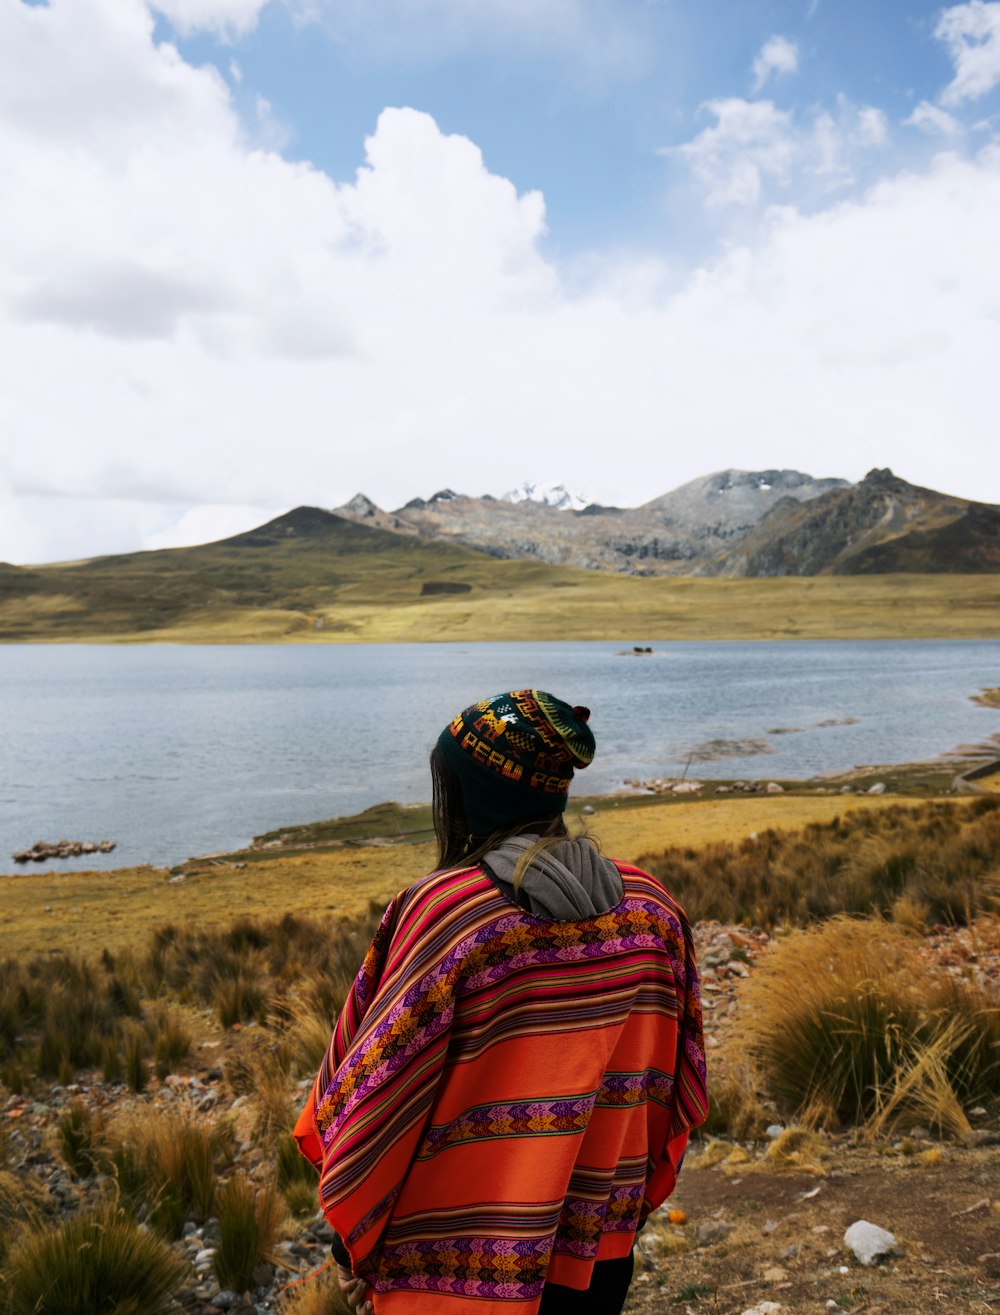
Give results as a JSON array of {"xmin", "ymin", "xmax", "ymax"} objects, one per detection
[{"xmin": 1, "ymin": 506, "xmax": 999, "ymax": 642}]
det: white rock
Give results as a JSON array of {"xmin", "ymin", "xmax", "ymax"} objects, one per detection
[
  {"xmin": 193, "ymin": 1247, "xmax": 216, "ymax": 1267},
  {"xmin": 765, "ymin": 1124, "xmax": 785, "ymax": 1140},
  {"xmin": 741, "ymin": 1304, "xmax": 783, "ymax": 1315},
  {"xmin": 867, "ymin": 782, "xmax": 886, "ymax": 794},
  {"xmin": 766, "ymin": 782, "xmax": 784, "ymax": 793},
  {"xmin": 844, "ymin": 1219, "xmax": 900, "ymax": 1265}
]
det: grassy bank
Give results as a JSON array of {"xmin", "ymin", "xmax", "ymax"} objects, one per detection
[{"xmin": 0, "ymin": 791, "xmax": 949, "ymax": 959}]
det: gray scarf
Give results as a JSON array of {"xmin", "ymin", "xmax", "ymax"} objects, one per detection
[{"xmin": 482, "ymin": 834, "xmax": 623, "ymax": 921}]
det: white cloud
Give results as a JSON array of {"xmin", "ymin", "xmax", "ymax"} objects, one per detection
[
  {"xmin": 149, "ymin": 0, "xmax": 272, "ymax": 36},
  {"xmin": 669, "ymin": 96, "xmax": 889, "ymax": 207},
  {"xmin": 752, "ymin": 35, "xmax": 798, "ymax": 92},
  {"xmin": 936, "ymin": 1, "xmax": 1000, "ymax": 105},
  {"xmin": 1, "ymin": 0, "xmax": 1000, "ymax": 563},
  {"xmin": 278, "ymin": 0, "xmax": 650, "ymax": 81},
  {"xmin": 907, "ymin": 100, "xmax": 963, "ymax": 135},
  {"xmin": 143, "ymin": 504, "xmax": 288, "ymax": 549}
]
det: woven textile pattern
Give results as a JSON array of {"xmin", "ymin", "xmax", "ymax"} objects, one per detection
[{"xmin": 295, "ymin": 864, "xmax": 707, "ymax": 1314}]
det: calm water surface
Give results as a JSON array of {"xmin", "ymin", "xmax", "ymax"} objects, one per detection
[{"xmin": 1, "ymin": 641, "xmax": 998, "ymax": 872}]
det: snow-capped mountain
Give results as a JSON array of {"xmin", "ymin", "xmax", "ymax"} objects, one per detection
[{"xmin": 501, "ymin": 481, "xmax": 590, "ymax": 511}]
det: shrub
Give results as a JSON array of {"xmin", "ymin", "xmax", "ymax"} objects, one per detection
[
  {"xmin": 2, "ymin": 1201, "xmax": 184, "ymax": 1315},
  {"xmin": 740, "ymin": 916, "xmax": 1000, "ymax": 1132},
  {"xmin": 214, "ymin": 1173, "xmax": 284, "ymax": 1294}
]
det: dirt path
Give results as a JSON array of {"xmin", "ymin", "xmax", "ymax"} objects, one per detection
[{"xmin": 624, "ymin": 1146, "xmax": 1000, "ymax": 1314}]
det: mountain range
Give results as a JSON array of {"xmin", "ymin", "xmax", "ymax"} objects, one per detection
[
  {"xmin": 334, "ymin": 467, "xmax": 1000, "ymax": 576},
  {"xmin": 1, "ymin": 466, "xmax": 997, "ymax": 642}
]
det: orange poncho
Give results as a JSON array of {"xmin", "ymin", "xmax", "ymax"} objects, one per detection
[{"xmin": 295, "ymin": 862, "xmax": 707, "ymax": 1314}]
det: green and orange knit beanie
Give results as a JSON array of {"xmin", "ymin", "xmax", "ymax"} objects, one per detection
[{"xmin": 437, "ymin": 689, "xmax": 596, "ymax": 837}]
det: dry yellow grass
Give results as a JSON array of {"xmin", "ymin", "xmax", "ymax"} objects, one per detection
[
  {"xmin": 0, "ymin": 793, "xmax": 930, "ymax": 959},
  {"xmin": 14, "ymin": 573, "xmax": 1000, "ymax": 643}
]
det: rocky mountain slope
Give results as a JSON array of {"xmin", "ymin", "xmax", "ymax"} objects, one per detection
[
  {"xmin": 334, "ymin": 468, "xmax": 1000, "ymax": 576},
  {"xmin": 334, "ymin": 469, "xmax": 849, "ymax": 575},
  {"xmin": 707, "ymin": 467, "xmax": 1000, "ymax": 575}
]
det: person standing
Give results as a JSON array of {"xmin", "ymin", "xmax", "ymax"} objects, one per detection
[{"xmin": 295, "ymin": 690, "xmax": 708, "ymax": 1314}]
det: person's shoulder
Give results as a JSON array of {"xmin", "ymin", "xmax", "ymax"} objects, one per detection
[
  {"xmin": 394, "ymin": 864, "xmax": 502, "ymax": 917},
  {"xmin": 611, "ymin": 860, "xmax": 694, "ymax": 929}
]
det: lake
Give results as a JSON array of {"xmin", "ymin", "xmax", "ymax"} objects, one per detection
[{"xmin": 1, "ymin": 641, "xmax": 998, "ymax": 872}]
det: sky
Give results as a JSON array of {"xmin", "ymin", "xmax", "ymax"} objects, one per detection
[{"xmin": 2, "ymin": 0, "xmax": 1000, "ymax": 563}]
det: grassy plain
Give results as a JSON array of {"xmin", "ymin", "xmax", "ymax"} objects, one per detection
[
  {"xmin": 1, "ymin": 507, "xmax": 998, "ymax": 641},
  {"xmin": 0, "ymin": 791, "xmax": 952, "ymax": 959}
]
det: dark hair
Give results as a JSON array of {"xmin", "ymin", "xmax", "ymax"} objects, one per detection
[{"xmin": 430, "ymin": 744, "xmax": 566, "ymax": 871}]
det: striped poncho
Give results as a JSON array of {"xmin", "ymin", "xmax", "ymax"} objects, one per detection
[{"xmin": 294, "ymin": 861, "xmax": 708, "ymax": 1314}]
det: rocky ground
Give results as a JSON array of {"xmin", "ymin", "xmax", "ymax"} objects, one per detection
[{"xmin": 4, "ymin": 915, "xmax": 998, "ymax": 1314}]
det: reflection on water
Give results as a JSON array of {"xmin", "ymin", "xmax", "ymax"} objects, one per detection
[{"xmin": 0, "ymin": 640, "xmax": 997, "ymax": 871}]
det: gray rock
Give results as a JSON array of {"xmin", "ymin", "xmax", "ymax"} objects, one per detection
[
  {"xmin": 194, "ymin": 1247, "xmax": 217, "ymax": 1267},
  {"xmin": 963, "ymin": 1129, "xmax": 1000, "ymax": 1147},
  {"xmin": 844, "ymin": 1219, "xmax": 900, "ymax": 1266},
  {"xmin": 696, "ymin": 1219, "xmax": 733, "ymax": 1247},
  {"xmin": 213, "ymin": 1292, "xmax": 237, "ymax": 1310},
  {"xmin": 310, "ymin": 1215, "xmax": 335, "ymax": 1242},
  {"xmin": 765, "ymin": 1124, "xmax": 785, "ymax": 1140}
]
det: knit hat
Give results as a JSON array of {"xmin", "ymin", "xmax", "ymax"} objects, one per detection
[{"xmin": 437, "ymin": 690, "xmax": 595, "ymax": 837}]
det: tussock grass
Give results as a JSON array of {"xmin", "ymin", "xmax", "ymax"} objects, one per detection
[
  {"xmin": 641, "ymin": 798, "xmax": 1000, "ymax": 928},
  {"xmin": 101, "ymin": 1109, "xmax": 228, "ymax": 1238},
  {"xmin": 0, "ymin": 1169, "xmax": 49, "ymax": 1262},
  {"xmin": 0, "ymin": 908, "xmax": 375, "ymax": 1090},
  {"xmin": 252, "ymin": 1063, "xmax": 297, "ymax": 1147},
  {"xmin": 57, "ymin": 1100, "xmax": 104, "ymax": 1178},
  {"xmin": 758, "ymin": 1127, "xmax": 829, "ymax": 1174},
  {"xmin": 1, "ymin": 1201, "xmax": 184, "ymax": 1315},
  {"xmin": 214, "ymin": 1173, "xmax": 284, "ymax": 1294},
  {"xmin": 277, "ymin": 1132, "xmax": 319, "ymax": 1195},
  {"xmin": 123, "ymin": 1022, "xmax": 148, "ymax": 1093},
  {"xmin": 698, "ymin": 1062, "xmax": 768, "ymax": 1142},
  {"xmin": 280, "ymin": 1269, "xmax": 351, "ymax": 1315},
  {"xmin": 740, "ymin": 917, "xmax": 1000, "ymax": 1131},
  {"xmin": 149, "ymin": 1005, "xmax": 192, "ymax": 1079},
  {"xmin": 145, "ymin": 910, "xmax": 380, "ymax": 1038}
]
